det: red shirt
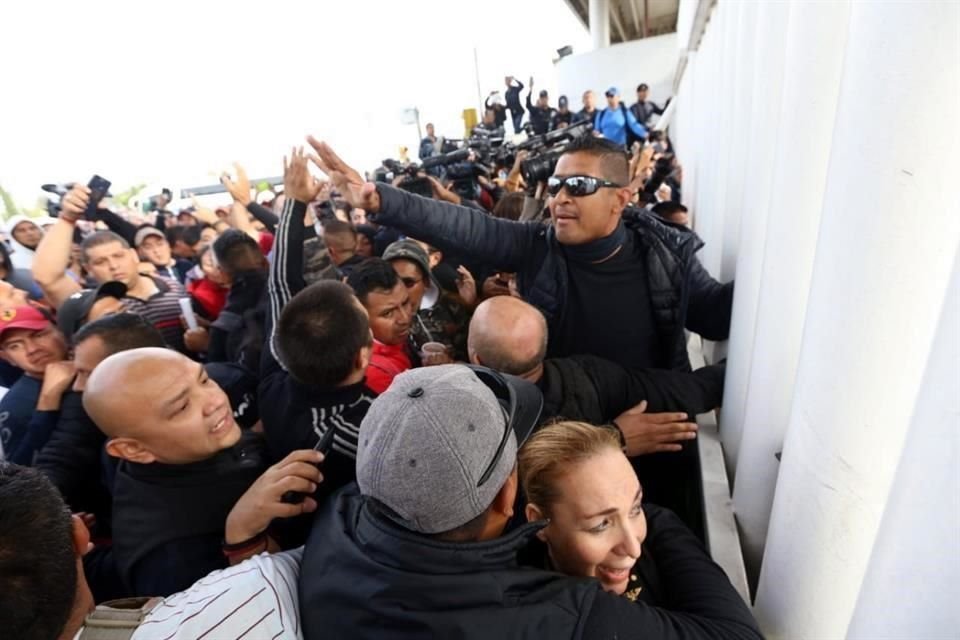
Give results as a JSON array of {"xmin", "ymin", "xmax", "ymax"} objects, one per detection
[
  {"xmin": 187, "ymin": 277, "xmax": 228, "ymax": 320},
  {"xmin": 365, "ymin": 340, "xmax": 412, "ymax": 394}
]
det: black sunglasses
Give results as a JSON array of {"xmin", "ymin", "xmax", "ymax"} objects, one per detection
[{"xmin": 547, "ymin": 175, "xmax": 624, "ymax": 197}]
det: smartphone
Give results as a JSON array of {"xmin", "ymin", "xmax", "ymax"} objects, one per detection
[
  {"xmin": 85, "ymin": 175, "xmax": 111, "ymax": 219},
  {"xmin": 281, "ymin": 427, "xmax": 336, "ymax": 505}
]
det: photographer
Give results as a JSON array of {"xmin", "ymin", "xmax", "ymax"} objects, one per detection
[
  {"xmin": 472, "ymin": 108, "xmax": 505, "ymax": 139},
  {"xmin": 308, "ymin": 135, "xmax": 732, "ymax": 373},
  {"xmin": 525, "ymin": 78, "xmax": 556, "ymax": 136},
  {"xmin": 551, "ymin": 95, "xmax": 574, "ymax": 130},
  {"xmin": 503, "ymin": 75, "xmax": 525, "ymax": 133},
  {"xmin": 484, "ymin": 92, "xmax": 508, "ymax": 129}
]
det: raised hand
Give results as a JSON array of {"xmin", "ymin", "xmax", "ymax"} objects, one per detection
[
  {"xmin": 613, "ymin": 400, "xmax": 698, "ymax": 456},
  {"xmin": 283, "ymin": 146, "xmax": 324, "ymax": 204},
  {"xmin": 221, "ymin": 162, "xmax": 252, "ymax": 206},
  {"xmin": 306, "ymin": 136, "xmax": 381, "ymax": 212},
  {"xmin": 60, "ymin": 184, "xmax": 91, "ymax": 223}
]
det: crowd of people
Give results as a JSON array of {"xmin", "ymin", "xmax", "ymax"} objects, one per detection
[{"xmin": 0, "ymin": 74, "xmax": 754, "ymax": 640}]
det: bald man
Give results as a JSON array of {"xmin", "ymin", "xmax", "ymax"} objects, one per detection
[
  {"xmin": 467, "ymin": 297, "xmax": 726, "ymax": 534},
  {"xmin": 84, "ymin": 348, "xmax": 268, "ymax": 596}
]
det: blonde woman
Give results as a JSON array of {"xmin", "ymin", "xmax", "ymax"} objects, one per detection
[{"xmin": 519, "ymin": 421, "xmax": 757, "ymax": 632}]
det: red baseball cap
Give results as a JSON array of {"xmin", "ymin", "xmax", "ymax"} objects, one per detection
[{"xmin": 0, "ymin": 305, "xmax": 52, "ymax": 341}]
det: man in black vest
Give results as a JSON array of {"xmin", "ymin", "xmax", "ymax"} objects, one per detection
[{"xmin": 299, "ymin": 365, "xmax": 761, "ymax": 640}]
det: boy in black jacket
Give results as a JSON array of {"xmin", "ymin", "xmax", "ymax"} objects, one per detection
[{"xmin": 257, "ymin": 149, "xmax": 378, "ymax": 545}]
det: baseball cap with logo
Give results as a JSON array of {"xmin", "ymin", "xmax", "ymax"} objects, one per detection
[
  {"xmin": 357, "ymin": 364, "xmax": 543, "ymax": 534},
  {"xmin": 605, "ymin": 86, "xmax": 620, "ymax": 98},
  {"xmin": 0, "ymin": 305, "xmax": 53, "ymax": 341}
]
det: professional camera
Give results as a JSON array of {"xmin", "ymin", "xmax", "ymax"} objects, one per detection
[
  {"xmin": 422, "ymin": 148, "xmax": 490, "ymax": 201},
  {"xmin": 518, "ymin": 121, "xmax": 593, "ymax": 188},
  {"xmin": 373, "ymin": 159, "xmax": 434, "ymax": 198}
]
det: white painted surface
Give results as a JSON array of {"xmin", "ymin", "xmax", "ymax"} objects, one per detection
[
  {"xmin": 589, "ymin": 0, "xmax": 611, "ymax": 50},
  {"xmin": 846, "ymin": 248, "xmax": 960, "ymax": 640},
  {"xmin": 556, "ymin": 33, "xmax": 679, "ymax": 112},
  {"xmin": 729, "ymin": 0, "xmax": 852, "ymax": 583},
  {"xmin": 754, "ymin": 1, "xmax": 960, "ymax": 636}
]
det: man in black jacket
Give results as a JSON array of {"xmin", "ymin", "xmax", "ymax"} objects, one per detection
[
  {"xmin": 299, "ymin": 365, "xmax": 761, "ymax": 640},
  {"xmin": 308, "ymin": 135, "xmax": 733, "ymax": 373},
  {"xmin": 504, "ymin": 75, "xmax": 525, "ymax": 133},
  {"xmin": 83, "ymin": 347, "xmax": 266, "ymax": 597},
  {"xmin": 257, "ymin": 149, "xmax": 378, "ymax": 544},
  {"xmin": 526, "ymin": 78, "xmax": 557, "ymax": 135},
  {"xmin": 631, "ymin": 83, "xmax": 665, "ymax": 128}
]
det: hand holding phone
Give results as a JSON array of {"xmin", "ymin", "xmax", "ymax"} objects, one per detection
[
  {"xmin": 281, "ymin": 426, "xmax": 336, "ymax": 505},
  {"xmin": 85, "ymin": 175, "xmax": 111, "ymax": 219}
]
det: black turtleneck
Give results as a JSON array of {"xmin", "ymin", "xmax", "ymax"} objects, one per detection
[{"xmin": 550, "ymin": 223, "xmax": 659, "ymax": 369}]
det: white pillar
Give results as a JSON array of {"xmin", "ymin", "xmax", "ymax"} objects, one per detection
[
  {"xmin": 694, "ymin": 1, "xmax": 737, "ymax": 277},
  {"xmin": 846, "ymin": 248, "xmax": 960, "ymax": 639},
  {"xmin": 716, "ymin": 0, "xmax": 792, "ymax": 473},
  {"xmin": 727, "ymin": 0, "xmax": 852, "ymax": 580},
  {"xmin": 589, "ymin": 0, "xmax": 610, "ymax": 50},
  {"xmin": 717, "ymin": 1, "xmax": 759, "ymax": 282},
  {"xmin": 754, "ymin": 2, "xmax": 960, "ymax": 637}
]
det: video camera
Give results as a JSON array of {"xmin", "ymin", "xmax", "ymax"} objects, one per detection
[
  {"xmin": 516, "ymin": 121, "xmax": 594, "ymax": 188},
  {"xmin": 373, "ymin": 159, "xmax": 434, "ymax": 198}
]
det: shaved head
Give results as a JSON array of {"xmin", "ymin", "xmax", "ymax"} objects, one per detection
[
  {"xmin": 84, "ymin": 348, "xmax": 241, "ymax": 464},
  {"xmin": 467, "ymin": 297, "xmax": 548, "ymax": 377}
]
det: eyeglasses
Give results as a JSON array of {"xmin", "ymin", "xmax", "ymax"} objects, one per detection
[
  {"xmin": 546, "ymin": 175, "xmax": 624, "ymax": 198},
  {"xmin": 400, "ymin": 276, "xmax": 423, "ymax": 288}
]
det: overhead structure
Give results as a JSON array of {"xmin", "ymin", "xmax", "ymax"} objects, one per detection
[{"xmin": 563, "ymin": 0, "xmax": 680, "ymax": 47}]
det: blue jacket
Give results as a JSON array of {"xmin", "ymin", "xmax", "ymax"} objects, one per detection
[{"xmin": 594, "ymin": 104, "xmax": 648, "ymax": 145}]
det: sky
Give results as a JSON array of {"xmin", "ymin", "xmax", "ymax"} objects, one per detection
[{"xmin": 0, "ymin": 0, "xmax": 591, "ymax": 211}]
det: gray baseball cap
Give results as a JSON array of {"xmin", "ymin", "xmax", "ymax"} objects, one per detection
[{"xmin": 357, "ymin": 364, "xmax": 543, "ymax": 534}]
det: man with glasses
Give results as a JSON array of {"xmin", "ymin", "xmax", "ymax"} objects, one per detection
[{"xmin": 308, "ymin": 135, "xmax": 732, "ymax": 373}]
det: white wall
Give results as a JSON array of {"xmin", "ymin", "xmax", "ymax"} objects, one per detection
[{"xmin": 556, "ymin": 33, "xmax": 678, "ymax": 111}]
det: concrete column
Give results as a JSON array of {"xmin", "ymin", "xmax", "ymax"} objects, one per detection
[
  {"xmin": 726, "ymin": 0, "xmax": 851, "ymax": 582},
  {"xmin": 717, "ymin": 1, "xmax": 758, "ymax": 282},
  {"xmin": 694, "ymin": 1, "xmax": 736, "ymax": 277},
  {"xmin": 846, "ymin": 248, "xmax": 960, "ymax": 639},
  {"xmin": 589, "ymin": 0, "xmax": 610, "ymax": 50},
  {"xmin": 754, "ymin": 2, "xmax": 960, "ymax": 637},
  {"xmin": 717, "ymin": 0, "xmax": 791, "ymax": 477}
]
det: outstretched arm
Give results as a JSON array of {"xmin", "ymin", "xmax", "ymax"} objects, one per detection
[
  {"xmin": 266, "ymin": 147, "xmax": 320, "ymax": 364},
  {"xmin": 32, "ymin": 185, "xmax": 85, "ymax": 307},
  {"xmin": 307, "ymin": 138, "xmax": 539, "ymax": 272}
]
